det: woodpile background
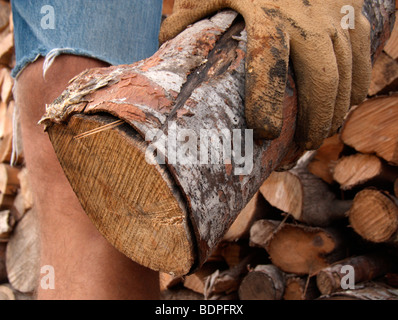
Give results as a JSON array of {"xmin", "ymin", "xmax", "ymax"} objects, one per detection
[{"xmin": 0, "ymin": 0, "xmax": 397, "ymax": 300}]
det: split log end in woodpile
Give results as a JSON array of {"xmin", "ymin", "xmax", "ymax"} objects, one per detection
[
  {"xmin": 238, "ymin": 264, "xmax": 285, "ymax": 300},
  {"xmin": 39, "ymin": 2, "xmax": 396, "ymax": 276},
  {"xmin": 348, "ymin": 188, "xmax": 398, "ymax": 244},
  {"xmin": 259, "ymin": 152, "xmax": 352, "ymax": 227},
  {"xmin": 250, "ymin": 219, "xmax": 348, "ymax": 276},
  {"xmin": 340, "ymin": 94, "xmax": 398, "ymax": 166},
  {"xmin": 283, "ymin": 275, "xmax": 320, "ymax": 300},
  {"xmin": 333, "ymin": 153, "xmax": 398, "ymax": 191}
]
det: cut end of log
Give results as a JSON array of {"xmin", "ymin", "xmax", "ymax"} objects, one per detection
[
  {"xmin": 267, "ymin": 225, "xmax": 343, "ymax": 275},
  {"xmin": 283, "ymin": 276, "xmax": 319, "ymax": 300},
  {"xmin": 260, "ymin": 171, "xmax": 303, "ymax": 221},
  {"xmin": 48, "ymin": 114, "xmax": 195, "ymax": 276},
  {"xmin": 238, "ymin": 265, "xmax": 285, "ymax": 300},
  {"xmin": 249, "ymin": 219, "xmax": 280, "ymax": 248},
  {"xmin": 316, "ymin": 269, "xmax": 341, "ymax": 296},
  {"xmin": 0, "ymin": 285, "xmax": 15, "ymax": 300},
  {"xmin": 307, "ymin": 134, "xmax": 344, "ymax": 184},
  {"xmin": 283, "ymin": 279, "xmax": 305, "ymax": 300},
  {"xmin": 5, "ymin": 207, "xmax": 39, "ymax": 293},
  {"xmin": 348, "ymin": 189, "xmax": 398, "ymax": 243},
  {"xmin": 341, "ymin": 94, "xmax": 398, "ymax": 166},
  {"xmin": 223, "ymin": 192, "xmax": 268, "ymax": 242},
  {"xmin": 333, "ymin": 154, "xmax": 383, "ymax": 190}
]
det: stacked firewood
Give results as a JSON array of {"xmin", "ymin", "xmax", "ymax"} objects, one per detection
[
  {"xmin": 161, "ymin": 10, "xmax": 398, "ymax": 300},
  {"xmin": 0, "ymin": 0, "xmax": 37, "ymax": 301}
]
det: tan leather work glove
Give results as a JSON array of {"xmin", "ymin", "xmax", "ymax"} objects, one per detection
[{"xmin": 159, "ymin": 0, "xmax": 371, "ymax": 150}]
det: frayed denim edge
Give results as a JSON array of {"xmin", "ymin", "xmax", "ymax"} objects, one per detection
[{"xmin": 11, "ymin": 47, "xmax": 114, "ymax": 79}]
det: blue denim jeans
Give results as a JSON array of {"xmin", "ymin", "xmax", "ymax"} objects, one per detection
[{"xmin": 11, "ymin": 0, "xmax": 163, "ymax": 78}]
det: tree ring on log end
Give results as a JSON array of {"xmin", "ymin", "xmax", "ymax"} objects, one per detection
[
  {"xmin": 348, "ymin": 189, "xmax": 398, "ymax": 243},
  {"xmin": 48, "ymin": 113, "xmax": 195, "ymax": 276}
]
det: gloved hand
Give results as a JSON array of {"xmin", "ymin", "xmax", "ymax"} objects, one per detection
[{"xmin": 159, "ymin": 0, "xmax": 371, "ymax": 150}]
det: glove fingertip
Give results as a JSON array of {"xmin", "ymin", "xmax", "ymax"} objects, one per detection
[{"xmin": 350, "ymin": 86, "xmax": 369, "ymax": 106}]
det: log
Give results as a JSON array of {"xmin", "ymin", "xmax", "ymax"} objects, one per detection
[
  {"xmin": 238, "ymin": 264, "xmax": 285, "ymax": 300},
  {"xmin": 159, "ymin": 272, "xmax": 182, "ymax": 292},
  {"xmin": 183, "ymin": 261, "xmax": 224, "ymax": 295},
  {"xmin": 11, "ymin": 192, "xmax": 25, "ymax": 222},
  {"xmin": 385, "ymin": 273, "xmax": 398, "ymax": 287},
  {"xmin": 250, "ymin": 219, "xmax": 347, "ymax": 275},
  {"xmin": 0, "ymin": 67, "xmax": 12, "ymax": 104},
  {"xmin": 0, "ymin": 284, "xmax": 14, "ymax": 300},
  {"xmin": 0, "ymin": 209, "xmax": 13, "ymax": 240},
  {"xmin": 0, "ymin": 101, "xmax": 22, "ymax": 165},
  {"xmin": 283, "ymin": 275, "xmax": 320, "ymax": 300},
  {"xmin": 0, "ymin": 101, "xmax": 7, "ymax": 140},
  {"xmin": 307, "ymin": 134, "xmax": 344, "ymax": 184},
  {"xmin": 383, "ymin": 12, "xmax": 398, "ymax": 61},
  {"xmin": 348, "ymin": 188, "xmax": 398, "ymax": 244},
  {"xmin": 212, "ymin": 292, "xmax": 240, "ymax": 300},
  {"xmin": 160, "ymin": 287, "xmax": 204, "ymax": 300},
  {"xmin": 395, "ymin": 178, "xmax": 398, "ymax": 197},
  {"xmin": 269, "ymin": 224, "xmax": 347, "ymax": 275},
  {"xmin": 319, "ymin": 281, "xmax": 398, "ymax": 300},
  {"xmin": 333, "ymin": 153, "xmax": 398, "ymax": 190},
  {"xmin": 39, "ymin": 2, "xmax": 396, "ymax": 275},
  {"xmin": 223, "ymin": 192, "xmax": 268, "ymax": 242},
  {"xmin": 218, "ymin": 241, "xmax": 251, "ymax": 268},
  {"xmin": 5, "ymin": 208, "xmax": 40, "ymax": 293},
  {"xmin": 0, "ymin": 283, "xmax": 32, "ymax": 301},
  {"xmin": 205, "ymin": 243, "xmax": 225, "ymax": 263},
  {"xmin": 7, "ymin": 3, "xmax": 12, "ymax": 35},
  {"xmin": 0, "ymin": 132, "xmax": 13, "ymax": 164},
  {"xmin": 0, "ymin": 242, "xmax": 6, "ymax": 282},
  {"xmin": 341, "ymin": 94, "xmax": 398, "ymax": 166},
  {"xmin": 260, "ymin": 153, "xmax": 351, "ymax": 227},
  {"xmin": 249, "ymin": 219, "xmax": 282, "ymax": 249},
  {"xmin": 0, "ymin": 29, "xmax": 12, "ymax": 66},
  {"xmin": 368, "ymin": 51, "xmax": 398, "ymax": 96},
  {"xmin": 16, "ymin": 167, "xmax": 33, "ymax": 215},
  {"xmin": 204, "ymin": 253, "xmax": 253, "ymax": 298},
  {"xmin": 0, "ymin": 164, "xmax": 20, "ymax": 215},
  {"xmin": 316, "ymin": 252, "xmax": 395, "ymax": 295},
  {"xmin": 0, "ymin": 1, "xmax": 10, "ymax": 34},
  {"xmin": 0, "ymin": 163, "xmax": 20, "ymax": 197},
  {"xmin": 40, "ymin": 11, "xmax": 300, "ymax": 276}
]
